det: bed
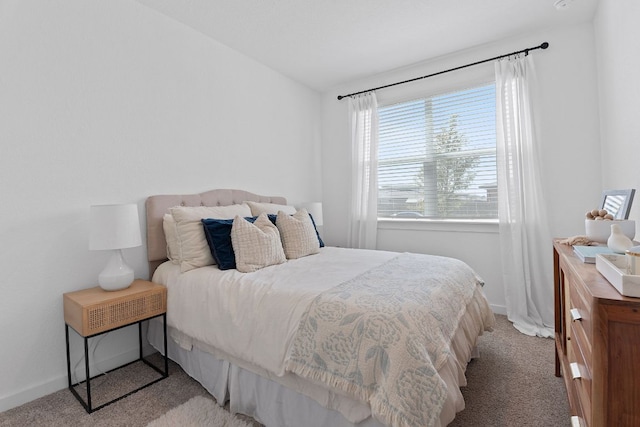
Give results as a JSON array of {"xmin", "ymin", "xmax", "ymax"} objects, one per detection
[{"xmin": 145, "ymin": 189, "xmax": 495, "ymax": 427}]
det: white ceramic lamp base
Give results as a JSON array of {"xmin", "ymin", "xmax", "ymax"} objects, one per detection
[{"xmin": 98, "ymin": 249, "xmax": 134, "ymax": 291}]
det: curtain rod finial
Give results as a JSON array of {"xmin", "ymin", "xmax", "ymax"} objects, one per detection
[{"xmin": 541, "ymin": 42, "xmax": 549, "ymax": 49}]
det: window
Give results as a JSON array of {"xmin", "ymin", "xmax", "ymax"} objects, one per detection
[{"xmin": 377, "ymin": 83, "xmax": 497, "ymax": 220}]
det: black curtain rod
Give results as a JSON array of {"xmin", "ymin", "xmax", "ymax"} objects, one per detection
[{"xmin": 337, "ymin": 42, "xmax": 549, "ymax": 100}]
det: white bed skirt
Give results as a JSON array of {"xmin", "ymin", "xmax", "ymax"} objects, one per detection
[
  {"xmin": 147, "ymin": 305, "xmax": 485, "ymax": 427},
  {"xmin": 148, "ymin": 319, "xmax": 386, "ymax": 427}
]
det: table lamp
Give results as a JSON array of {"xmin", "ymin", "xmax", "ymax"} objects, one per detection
[
  {"xmin": 299, "ymin": 202, "xmax": 323, "ymax": 227},
  {"xmin": 89, "ymin": 204, "xmax": 142, "ymax": 291}
]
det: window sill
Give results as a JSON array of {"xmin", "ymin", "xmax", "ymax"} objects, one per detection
[{"xmin": 377, "ymin": 218, "xmax": 498, "ymax": 233}]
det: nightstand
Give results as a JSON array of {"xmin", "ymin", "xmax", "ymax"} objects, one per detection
[{"xmin": 63, "ymin": 280, "xmax": 168, "ymax": 413}]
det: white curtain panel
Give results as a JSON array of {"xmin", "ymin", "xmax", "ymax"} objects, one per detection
[
  {"xmin": 347, "ymin": 92, "xmax": 379, "ymax": 249},
  {"xmin": 495, "ymin": 55, "xmax": 554, "ymax": 338}
]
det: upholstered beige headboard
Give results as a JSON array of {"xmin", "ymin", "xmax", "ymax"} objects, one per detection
[{"xmin": 145, "ymin": 189, "xmax": 287, "ymax": 277}]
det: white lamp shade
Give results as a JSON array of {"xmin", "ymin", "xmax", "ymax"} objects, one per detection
[
  {"xmin": 90, "ymin": 204, "xmax": 142, "ymax": 250},
  {"xmin": 300, "ymin": 202, "xmax": 323, "ymax": 226}
]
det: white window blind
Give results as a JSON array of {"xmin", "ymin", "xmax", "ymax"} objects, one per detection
[{"xmin": 378, "ymin": 82, "xmax": 497, "ymax": 219}]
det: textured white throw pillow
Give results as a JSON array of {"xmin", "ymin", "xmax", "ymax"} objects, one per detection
[
  {"xmin": 245, "ymin": 201, "xmax": 297, "ymax": 216},
  {"xmin": 231, "ymin": 213, "xmax": 286, "ymax": 273},
  {"xmin": 170, "ymin": 204, "xmax": 252, "ymax": 272},
  {"xmin": 276, "ymin": 209, "xmax": 320, "ymax": 259}
]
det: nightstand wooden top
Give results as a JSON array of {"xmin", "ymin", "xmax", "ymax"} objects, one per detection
[
  {"xmin": 64, "ymin": 280, "xmax": 166, "ymax": 336},
  {"xmin": 63, "ymin": 280, "xmax": 166, "ymax": 307}
]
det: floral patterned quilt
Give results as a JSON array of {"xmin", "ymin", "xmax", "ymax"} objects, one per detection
[{"xmin": 285, "ymin": 253, "xmax": 489, "ymax": 427}]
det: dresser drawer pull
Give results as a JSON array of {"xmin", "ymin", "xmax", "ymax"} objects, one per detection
[
  {"xmin": 571, "ymin": 416, "xmax": 583, "ymax": 427},
  {"xmin": 570, "ymin": 362, "xmax": 582, "ymax": 379},
  {"xmin": 570, "ymin": 308, "xmax": 582, "ymax": 321}
]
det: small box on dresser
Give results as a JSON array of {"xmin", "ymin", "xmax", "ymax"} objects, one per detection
[{"xmin": 553, "ymin": 240, "xmax": 640, "ymax": 427}]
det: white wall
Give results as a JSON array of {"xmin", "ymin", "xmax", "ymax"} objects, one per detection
[
  {"xmin": 0, "ymin": 0, "xmax": 321, "ymax": 411},
  {"xmin": 1, "ymin": 0, "xmax": 621, "ymax": 413},
  {"xmin": 320, "ymin": 23, "xmax": 602, "ymax": 314},
  {"xmin": 594, "ymin": 1, "xmax": 640, "ymax": 226}
]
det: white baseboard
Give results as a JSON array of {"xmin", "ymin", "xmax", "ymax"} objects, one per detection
[
  {"xmin": 0, "ymin": 347, "xmax": 141, "ymax": 413},
  {"xmin": 491, "ymin": 304, "xmax": 507, "ymax": 315},
  {"xmin": 0, "ymin": 375, "xmax": 69, "ymax": 414}
]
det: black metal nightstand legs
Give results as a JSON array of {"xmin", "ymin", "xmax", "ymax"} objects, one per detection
[{"xmin": 65, "ymin": 314, "xmax": 168, "ymax": 413}]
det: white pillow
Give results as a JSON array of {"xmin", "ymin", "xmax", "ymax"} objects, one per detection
[
  {"xmin": 162, "ymin": 214, "xmax": 179, "ymax": 264},
  {"xmin": 276, "ymin": 209, "xmax": 320, "ymax": 259},
  {"xmin": 170, "ymin": 204, "xmax": 252, "ymax": 272},
  {"xmin": 231, "ymin": 213, "xmax": 286, "ymax": 273},
  {"xmin": 245, "ymin": 201, "xmax": 296, "ymax": 216}
]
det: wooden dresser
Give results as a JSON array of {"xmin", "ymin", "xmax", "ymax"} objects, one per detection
[{"xmin": 553, "ymin": 240, "xmax": 640, "ymax": 427}]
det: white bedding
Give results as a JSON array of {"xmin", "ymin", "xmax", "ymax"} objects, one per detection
[
  {"xmin": 155, "ymin": 247, "xmax": 396, "ymax": 376},
  {"xmin": 152, "ymin": 246, "xmax": 495, "ymax": 426}
]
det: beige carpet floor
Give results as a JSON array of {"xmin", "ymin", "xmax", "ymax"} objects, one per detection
[
  {"xmin": 449, "ymin": 315, "xmax": 570, "ymax": 427},
  {"xmin": 0, "ymin": 314, "xmax": 570, "ymax": 426}
]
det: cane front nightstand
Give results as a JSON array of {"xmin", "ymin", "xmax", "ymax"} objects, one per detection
[{"xmin": 63, "ymin": 280, "xmax": 168, "ymax": 413}]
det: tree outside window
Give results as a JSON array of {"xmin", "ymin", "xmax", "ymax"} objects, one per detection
[{"xmin": 378, "ymin": 83, "xmax": 497, "ymax": 220}]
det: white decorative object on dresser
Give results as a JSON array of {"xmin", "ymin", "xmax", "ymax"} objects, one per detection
[
  {"xmin": 584, "ymin": 218, "xmax": 635, "ymax": 243},
  {"xmin": 595, "ymin": 254, "xmax": 640, "ymax": 298},
  {"xmin": 606, "ymin": 223, "xmax": 633, "ymax": 253},
  {"xmin": 553, "ymin": 240, "xmax": 640, "ymax": 427}
]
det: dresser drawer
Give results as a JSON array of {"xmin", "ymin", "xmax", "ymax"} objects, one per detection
[
  {"xmin": 569, "ymin": 336, "xmax": 592, "ymax": 426},
  {"xmin": 568, "ymin": 277, "xmax": 593, "ymax": 340},
  {"xmin": 562, "ymin": 360, "xmax": 587, "ymax": 426},
  {"xmin": 569, "ymin": 305, "xmax": 592, "ymax": 368}
]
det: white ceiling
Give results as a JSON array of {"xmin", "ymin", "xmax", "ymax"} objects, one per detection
[{"xmin": 135, "ymin": 0, "xmax": 599, "ymax": 92}]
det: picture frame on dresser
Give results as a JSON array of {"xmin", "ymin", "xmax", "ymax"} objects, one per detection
[{"xmin": 600, "ymin": 188, "xmax": 635, "ymax": 219}]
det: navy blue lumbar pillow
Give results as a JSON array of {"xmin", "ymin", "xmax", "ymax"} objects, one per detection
[{"xmin": 307, "ymin": 214, "xmax": 325, "ymax": 247}]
